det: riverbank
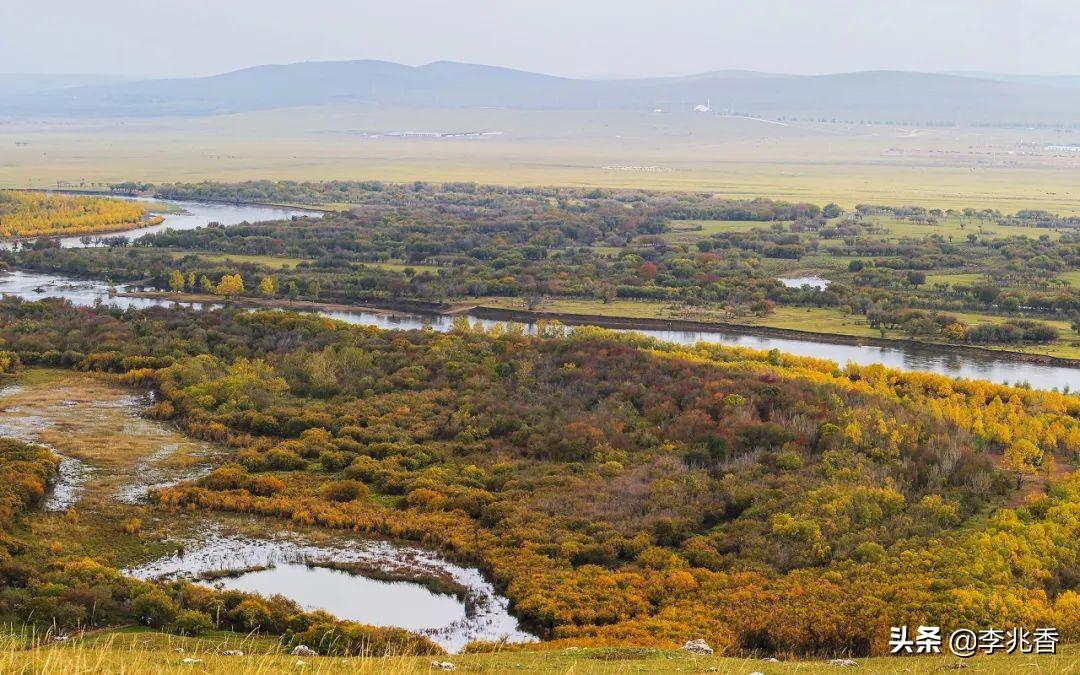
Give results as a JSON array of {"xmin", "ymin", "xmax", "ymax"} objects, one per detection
[
  {"xmin": 119, "ymin": 289, "xmax": 1080, "ymax": 369},
  {"xmin": 26, "ymin": 187, "xmax": 338, "ymax": 215},
  {"xmin": 2, "ymin": 213, "xmax": 167, "ymax": 244}
]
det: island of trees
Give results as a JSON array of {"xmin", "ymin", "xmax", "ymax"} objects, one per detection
[{"xmin": 0, "ymin": 190, "xmax": 163, "ymax": 239}]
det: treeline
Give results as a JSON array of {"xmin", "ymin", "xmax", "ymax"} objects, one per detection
[
  {"xmin": 122, "ymin": 179, "xmax": 819, "ymax": 223},
  {"xmin": 0, "ymin": 299, "xmax": 1078, "ymax": 655},
  {"xmin": 855, "ymin": 203, "xmax": 1080, "ymax": 229}
]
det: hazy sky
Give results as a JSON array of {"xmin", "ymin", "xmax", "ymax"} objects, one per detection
[{"xmin": 3, "ymin": 0, "xmax": 1077, "ymax": 78}]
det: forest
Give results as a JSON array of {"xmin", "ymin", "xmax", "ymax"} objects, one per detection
[
  {"xmin": 0, "ymin": 191, "xmax": 157, "ymax": 239},
  {"xmin": 13, "ymin": 181, "xmax": 1080, "ymax": 353},
  {"xmin": 0, "ymin": 297, "xmax": 1077, "ymax": 656}
]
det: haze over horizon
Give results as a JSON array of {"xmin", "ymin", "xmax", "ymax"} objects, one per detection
[{"xmin": 2, "ymin": 0, "xmax": 1077, "ymax": 79}]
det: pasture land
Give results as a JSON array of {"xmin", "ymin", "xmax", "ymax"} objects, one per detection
[{"xmin": 4, "ymin": 107, "xmax": 1080, "ymax": 213}]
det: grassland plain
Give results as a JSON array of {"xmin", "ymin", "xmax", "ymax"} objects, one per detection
[
  {"xmin": 1, "ymin": 630, "xmax": 1077, "ymax": 674},
  {"xmin": 4, "ymin": 107, "xmax": 1080, "ymax": 212}
]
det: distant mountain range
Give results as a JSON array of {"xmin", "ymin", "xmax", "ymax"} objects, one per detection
[{"xmin": 4, "ymin": 60, "xmax": 1080, "ymax": 125}]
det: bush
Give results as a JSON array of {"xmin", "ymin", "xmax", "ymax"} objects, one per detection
[
  {"xmin": 248, "ymin": 475, "xmax": 286, "ymax": 496},
  {"xmin": 132, "ymin": 590, "xmax": 179, "ymax": 628},
  {"xmin": 172, "ymin": 609, "xmax": 214, "ymax": 636},
  {"xmin": 264, "ymin": 447, "xmax": 306, "ymax": 471},
  {"xmin": 321, "ymin": 480, "xmax": 368, "ymax": 503}
]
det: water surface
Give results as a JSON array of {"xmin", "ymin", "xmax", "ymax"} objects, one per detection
[
  {"xmin": 129, "ymin": 530, "xmax": 537, "ymax": 652},
  {"xmin": 778, "ymin": 275, "xmax": 831, "ymax": 290}
]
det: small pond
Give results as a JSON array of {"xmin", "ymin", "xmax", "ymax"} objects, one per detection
[
  {"xmin": 127, "ymin": 529, "xmax": 537, "ymax": 653},
  {"xmin": 778, "ymin": 275, "xmax": 831, "ymax": 290}
]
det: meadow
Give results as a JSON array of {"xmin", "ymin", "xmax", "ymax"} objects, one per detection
[
  {"xmin": 4, "ymin": 107, "xmax": 1080, "ymax": 212},
  {"xmin": 3, "ymin": 630, "xmax": 1078, "ymax": 674}
]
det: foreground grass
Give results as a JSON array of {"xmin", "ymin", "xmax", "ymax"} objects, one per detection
[{"xmin": 3, "ymin": 629, "xmax": 1077, "ymax": 674}]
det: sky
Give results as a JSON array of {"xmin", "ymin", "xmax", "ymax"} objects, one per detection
[{"xmin": 2, "ymin": 0, "xmax": 1077, "ymax": 79}]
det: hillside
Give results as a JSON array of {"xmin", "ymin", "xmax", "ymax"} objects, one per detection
[
  {"xmin": 5, "ymin": 60, "xmax": 1080, "ymax": 125},
  {"xmin": 0, "ymin": 300, "xmax": 1077, "ymax": 659}
]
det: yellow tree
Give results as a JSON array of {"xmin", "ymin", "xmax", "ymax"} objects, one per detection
[
  {"xmin": 258, "ymin": 276, "xmax": 277, "ymax": 297},
  {"xmin": 168, "ymin": 270, "xmax": 186, "ymax": 293},
  {"xmin": 215, "ymin": 274, "xmax": 245, "ymax": 297},
  {"xmin": 1004, "ymin": 439, "xmax": 1042, "ymax": 486}
]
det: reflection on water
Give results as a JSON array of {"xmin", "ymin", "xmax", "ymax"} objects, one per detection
[
  {"xmin": 128, "ymin": 530, "xmax": 537, "ymax": 652},
  {"xmin": 1, "ymin": 268, "xmax": 1076, "ymax": 391},
  {"xmin": 214, "ymin": 565, "xmax": 466, "ymax": 631}
]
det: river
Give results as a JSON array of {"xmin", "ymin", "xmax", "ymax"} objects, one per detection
[{"xmin": 1, "ymin": 199, "xmax": 1076, "ymax": 391}]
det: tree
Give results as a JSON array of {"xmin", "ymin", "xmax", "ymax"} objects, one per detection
[
  {"xmin": 1004, "ymin": 439, "xmax": 1042, "ymax": 483},
  {"xmin": 942, "ymin": 322, "xmax": 966, "ymax": 342},
  {"xmin": 822, "ymin": 203, "xmax": 843, "ymax": 219},
  {"xmin": 906, "ymin": 271, "xmax": 926, "ymax": 287},
  {"xmin": 216, "ymin": 274, "xmax": 245, "ymax": 297},
  {"xmin": 258, "ymin": 276, "xmax": 277, "ymax": 297},
  {"xmin": 168, "ymin": 270, "xmax": 186, "ymax": 293},
  {"xmin": 199, "ymin": 275, "xmax": 215, "ymax": 294}
]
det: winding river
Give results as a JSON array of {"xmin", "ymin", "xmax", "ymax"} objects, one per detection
[{"xmin": 1, "ymin": 199, "xmax": 1076, "ymax": 391}]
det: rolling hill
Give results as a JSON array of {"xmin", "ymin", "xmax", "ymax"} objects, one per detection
[{"xmin": 4, "ymin": 60, "xmax": 1080, "ymax": 125}]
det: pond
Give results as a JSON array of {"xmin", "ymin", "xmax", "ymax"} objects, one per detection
[
  {"xmin": 127, "ymin": 529, "xmax": 537, "ymax": 652},
  {"xmin": 778, "ymin": 275, "xmax": 831, "ymax": 290}
]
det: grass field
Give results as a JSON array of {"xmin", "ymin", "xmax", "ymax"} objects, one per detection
[
  {"xmin": 863, "ymin": 215, "xmax": 1063, "ymax": 240},
  {"xmin": 1060, "ymin": 270, "xmax": 1080, "ymax": 287},
  {"xmin": 5, "ymin": 106, "xmax": 1080, "ymax": 213},
  {"xmin": 923, "ymin": 272, "xmax": 988, "ymax": 287},
  {"xmin": 2, "ymin": 629, "xmax": 1076, "ymax": 674},
  {"xmin": 660, "ymin": 219, "xmax": 773, "ymax": 242},
  {"xmin": 361, "ymin": 261, "xmax": 441, "ymax": 272},
  {"xmin": 165, "ymin": 251, "xmax": 309, "ymax": 269}
]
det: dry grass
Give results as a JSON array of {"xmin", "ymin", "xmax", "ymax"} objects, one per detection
[
  {"xmin": 4, "ymin": 107, "xmax": 1080, "ymax": 213},
  {"xmin": 1, "ymin": 629, "xmax": 1077, "ymax": 674}
]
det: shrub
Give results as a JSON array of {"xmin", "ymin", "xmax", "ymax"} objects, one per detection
[
  {"xmin": 172, "ymin": 609, "xmax": 214, "ymax": 636},
  {"xmin": 321, "ymin": 480, "xmax": 368, "ymax": 503},
  {"xmin": 132, "ymin": 591, "xmax": 179, "ymax": 628}
]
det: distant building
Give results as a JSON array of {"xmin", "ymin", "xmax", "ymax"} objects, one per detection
[
  {"xmin": 1045, "ymin": 144, "xmax": 1080, "ymax": 152},
  {"xmin": 693, "ymin": 103, "xmax": 711, "ymax": 113}
]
